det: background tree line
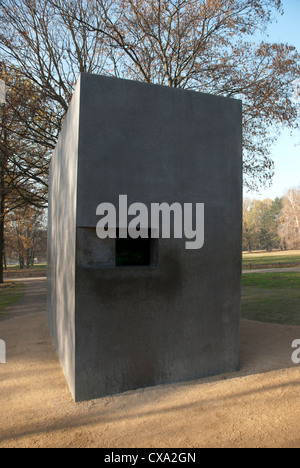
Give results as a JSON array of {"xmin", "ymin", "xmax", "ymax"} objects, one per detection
[
  {"xmin": 243, "ymin": 186, "xmax": 300, "ymax": 252},
  {"xmin": 4, "ymin": 205, "xmax": 47, "ymax": 269}
]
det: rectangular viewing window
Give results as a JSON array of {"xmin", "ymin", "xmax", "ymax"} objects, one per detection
[{"xmin": 116, "ymin": 229, "xmax": 157, "ymax": 267}]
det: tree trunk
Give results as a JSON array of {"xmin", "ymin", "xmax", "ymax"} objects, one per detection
[
  {"xmin": 26, "ymin": 249, "xmax": 31, "ymax": 269},
  {"xmin": 0, "ymin": 155, "xmax": 4, "ymax": 284},
  {"xmin": 0, "ymin": 107, "xmax": 7, "ymax": 284},
  {"xmin": 3, "ymin": 245, "xmax": 7, "ymax": 270},
  {"xmin": 0, "ymin": 214, "xmax": 4, "ymax": 283}
]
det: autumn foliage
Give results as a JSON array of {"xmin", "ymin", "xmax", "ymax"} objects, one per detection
[
  {"xmin": 243, "ymin": 187, "xmax": 300, "ymax": 252},
  {"xmin": 0, "ymin": 0, "xmax": 299, "ymax": 189}
]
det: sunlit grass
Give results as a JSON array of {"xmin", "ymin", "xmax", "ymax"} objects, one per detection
[
  {"xmin": 242, "ymin": 272, "xmax": 300, "ymax": 325},
  {"xmin": 243, "ymin": 250, "xmax": 300, "ymax": 269},
  {"xmin": 0, "ymin": 283, "xmax": 25, "ymax": 315}
]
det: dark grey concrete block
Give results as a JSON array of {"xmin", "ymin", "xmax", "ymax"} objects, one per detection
[{"xmin": 47, "ymin": 73, "xmax": 242, "ymax": 402}]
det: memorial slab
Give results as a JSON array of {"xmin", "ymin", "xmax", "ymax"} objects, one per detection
[{"xmin": 47, "ymin": 73, "xmax": 242, "ymax": 401}]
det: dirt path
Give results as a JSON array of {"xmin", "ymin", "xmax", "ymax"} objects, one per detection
[{"xmin": 0, "ymin": 280, "xmax": 300, "ymax": 448}]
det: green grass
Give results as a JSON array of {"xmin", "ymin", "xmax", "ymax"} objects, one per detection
[
  {"xmin": 6, "ymin": 263, "xmax": 47, "ymax": 270},
  {"xmin": 242, "ymin": 272, "xmax": 300, "ymax": 325},
  {"xmin": 0, "ymin": 283, "xmax": 25, "ymax": 315},
  {"xmin": 243, "ymin": 253, "xmax": 300, "ymax": 269}
]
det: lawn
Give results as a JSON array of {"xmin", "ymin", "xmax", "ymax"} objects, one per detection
[
  {"xmin": 0, "ymin": 283, "xmax": 25, "ymax": 315},
  {"xmin": 243, "ymin": 250, "xmax": 300, "ymax": 269},
  {"xmin": 6, "ymin": 263, "xmax": 47, "ymax": 270},
  {"xmin": 242, "ymin": 272, "xmax": 300, "ymax": 325}
]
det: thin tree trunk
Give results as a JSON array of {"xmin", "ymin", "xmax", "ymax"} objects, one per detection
[
  {"xmin": 3, "ymin": 243, "xmax": 7, "ymax": 270},
  {"xmin": 0, "ymin": 155, "xmax": 4, "ymax": 284},
  {"xmin": 0, "ymin": 217, "xmax": 4, "ymax": 283},
  {"xmin": 0, "ymin": 103, "xmax": 7, "ymax": 284},
  {"xmin": 26, "ymin": 249, "xmax": 30, "ymax": 268}
]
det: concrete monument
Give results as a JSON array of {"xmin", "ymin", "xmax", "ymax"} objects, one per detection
[{"xmin": 47, "ymin": 73, "xmax": 242, "ymax": 401}]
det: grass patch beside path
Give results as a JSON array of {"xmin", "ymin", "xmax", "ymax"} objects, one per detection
[
  {"xmin": 242, "ymin": 272, "xmax": 300, "ymax": 325},
  {"xmin": 0, "ymin": 283, "xmax": 25, "ymax": 315},
  {"xmin": 6, "ymin": 263, "xmax": 47, "ymax": 270},
  {"xmin": 243, "ymin": 251, "xmax": 300, "ymax": 270}
]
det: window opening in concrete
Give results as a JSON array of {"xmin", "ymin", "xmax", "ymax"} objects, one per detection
[{"xmin": 116, "ymin": 229, "xmax": 157, "ymax": 267}]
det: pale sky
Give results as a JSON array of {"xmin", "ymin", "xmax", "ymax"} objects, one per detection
[{"xmin": 245, "ymin": 0, "xmax": 300, "ymax": 200}]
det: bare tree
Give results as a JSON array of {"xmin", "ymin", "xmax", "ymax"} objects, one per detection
[
  {"xmin": 243, "ymin": 197, "xmax": 282, "ymax": 252},
  {"xmin": 1, "ymin": 0, "xmax": 299, "ymax": 190},
  {"xmin": 5, "ymin": 205, "xmax": 45, "ymax": 269},
  {"xmin": 0, "ymin": 69, "xmax": 50, "ymax": 282},
  {"xmin": 243, "ymin": 198, "xmax": 261, "ymax": 252},
  {"xmin": 55, "ymin": 0, "xmax": 300, "ymax": 191},
  {"xmin": 0, "ymin": 0, "xmax": 109, "ymax": 138},
  {"xmin": 0, "ymin": 0, "xmax": 110, "ymax": 281}
]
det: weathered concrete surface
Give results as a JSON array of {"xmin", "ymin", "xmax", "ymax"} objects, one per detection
[
  {"xmin": 48, "ymin": 73, "xmax": 242, "ymax": 401},
  {"xmin": 47, "ymin": 77, "xmax": 80, "ymax": 398}
]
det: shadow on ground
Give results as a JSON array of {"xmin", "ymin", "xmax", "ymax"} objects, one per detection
[{"xmin": 0, "ymin": 279, "xmax": 299, "ymax": 448}]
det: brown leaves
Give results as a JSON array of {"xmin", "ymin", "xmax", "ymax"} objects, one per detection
[
  {"xmin": 0, "ymin": 70, "xmax": 50, "ymax": 215},
  {"xmin": 0, "ymin": 0, "xmax": 299, "ymax": 192}
]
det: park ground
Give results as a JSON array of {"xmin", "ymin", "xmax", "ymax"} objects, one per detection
[{"xmin": 0, "ymin": 251, "xmax": 300, "ymax": 448}]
